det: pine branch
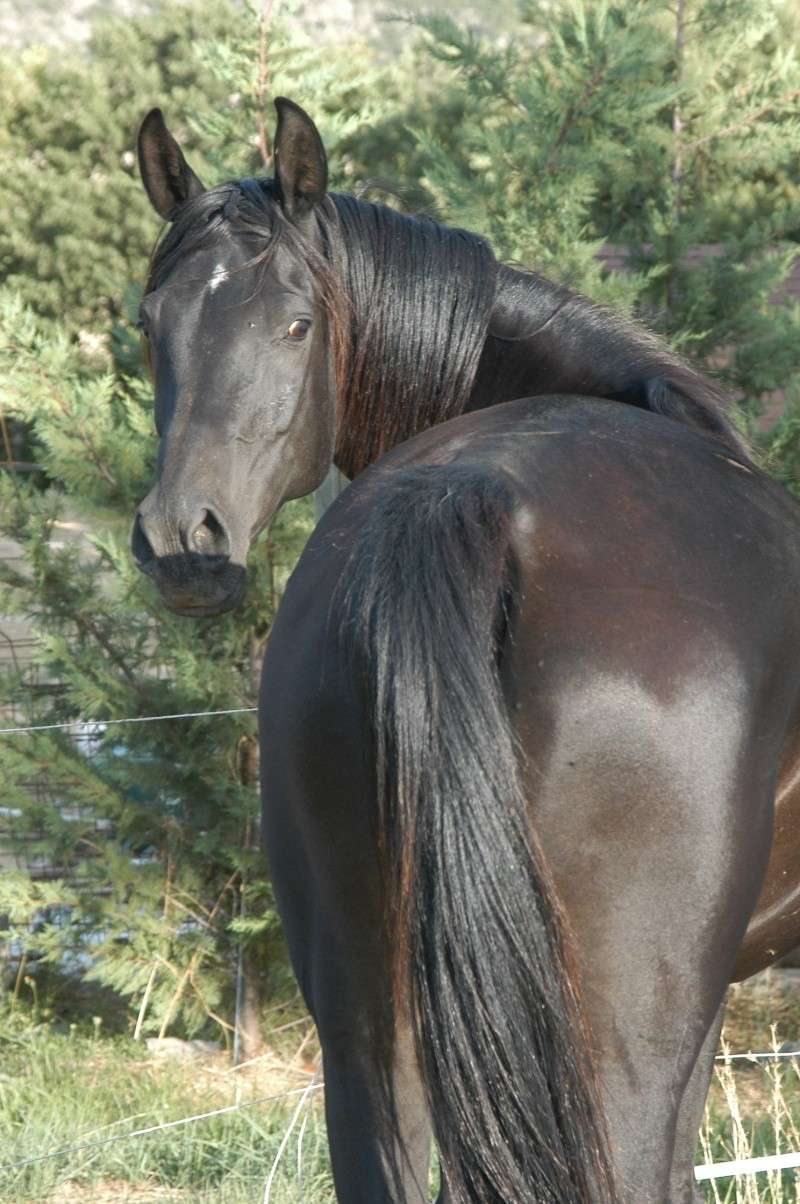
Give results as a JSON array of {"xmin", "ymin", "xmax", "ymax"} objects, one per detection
[
  {"xmin": 686, "ymin": 86, "xmax": 800, "ymax": 153},
  {"xmin": 5, "ymin": 379, "xmax": 116, "ymax": 489},
  {"xmin": 545, "ymin": 61, "xmax": 609, "ymax": 170},
  {"xmin": 188, "ymin": 967, "xmax": 236, "ymax": 1034},
  {"xmin": 168, "ymin": 895, "xmax": 216, "ymax": 932},
  {"xmin": 71, "ymin": 611, "xmax": 138, "ymax": 686}
]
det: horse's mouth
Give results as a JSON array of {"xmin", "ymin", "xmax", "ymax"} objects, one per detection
[
  {"xmin": 163, "ymin": 594, "xmax": 242, "ymax": 618},
  {"xmin": 138, "ymin": 555, "xmax": 247, "ymax": 618}
]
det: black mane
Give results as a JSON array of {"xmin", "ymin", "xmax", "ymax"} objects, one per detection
[
  {"xmin": 326, "ymin": 195, "xmax": 497, "ymax": 475},
  {"xmin": 147, "ymin": 180, "xmax": 749, "ymax": 475},
  {"xmin": 480, "ymin": 264, "xmax": 749, "ymax": 457}
]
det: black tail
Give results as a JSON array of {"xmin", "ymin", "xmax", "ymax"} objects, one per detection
[{"xmin": 342, "ymin": 463, "xmax": 616, "ymax": 1203}]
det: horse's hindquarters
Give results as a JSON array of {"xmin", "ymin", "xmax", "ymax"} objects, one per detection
[
  {"xmin": 500, "ymin": 462, "xmax": 798, "ymax": 1199},
  {"xmin": 260, "ymin": 395, "xmax": 800, "ymax": 1203},
  {"xmin": 509, "ymin": 640, "xmax": 777, "ymax": 1199}
]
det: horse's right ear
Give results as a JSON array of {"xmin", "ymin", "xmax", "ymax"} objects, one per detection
[
  {"xmin": 137, "ymin": 108, "xmax": 205, "ymax": 220},
  {"xmin": 273, "ymin": 98, "xmax": 328, "ymax": 222}
]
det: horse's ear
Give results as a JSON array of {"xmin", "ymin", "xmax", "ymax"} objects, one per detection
[
  {"xmin": 273, "ymin": 98, "xmax": 328, "ymax": 221},
  {"xmin": 137, "ymin": 108, "xmax": 205, "ymax": 220}
]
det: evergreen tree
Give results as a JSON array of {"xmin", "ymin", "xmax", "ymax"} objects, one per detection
[
  {"xmin": 0, "ymin": 290, "xmax": 310, "ymax": 1041},
  {"xmin": 0, "ymin": 0, "xmax": 410, "ymax": 1043},
  {"xmin": 413, "ymin": 0, "xmax": 800, "ymax": 427},
  {"xmin": 0, "ymin": 0, "xmax": 249, "ymax": 333}
]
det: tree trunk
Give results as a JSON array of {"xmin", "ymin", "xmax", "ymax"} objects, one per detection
[
  {"xmin": 237, "ymin": 945, "xmax": 265, "ymax": 1059},
  {"xmin": 667, "ymin": 0, "xmax": 686, "ymax": 316}
]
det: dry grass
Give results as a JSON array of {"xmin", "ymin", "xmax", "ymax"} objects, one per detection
[
  {"xmin": 724, "ymin": 973, "xmax": 800, "ymax": 1051},
  {"xmin": 0, "ymin": 1007, "xmax": 333, "ymax": 1204},
  {"xmin": 48, "ymin": 1183, "xmax": 188, "ymax": 1203},
  {"xmin": 699, "ymin": 971, "xmax": 800, "ymax": 1203}
]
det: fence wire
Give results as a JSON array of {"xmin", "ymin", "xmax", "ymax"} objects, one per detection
[
  {"xmin": 0, "ymin": 1081, "xmax": 325, "ymax": 1174},
  {"xmin": 0, "ymin": 706, "xmax": 258, "ymax": 736}
]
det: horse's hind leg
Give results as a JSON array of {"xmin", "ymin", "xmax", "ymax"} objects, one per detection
[
  {"xmin": 264, "ymin": 819, "xmax": 434, "ymax": 1203},
  {"xmin": 260, "ymin": 621, "xmax": 432, "ymax": 1201},
  {"xmin": 668, "ymin": 1000, "xmax": 726, "ymax": 1204},
  {"xmin": 524, "ymin": 670, "xmax": 775, "ymax": 1203},
  {"xmin": 321, "ymin": 1019, "xmax": 431, "ymax": 1202}
]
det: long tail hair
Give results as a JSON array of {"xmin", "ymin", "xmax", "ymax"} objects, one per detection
[{"xmin": 341, "ymin": 462, "xmax": 617, "ymax": 1203}]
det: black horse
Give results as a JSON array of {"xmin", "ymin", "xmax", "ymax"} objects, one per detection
[{"xmin": 132, "ymin": 100, "xmax": 800, "ymax": 1203}]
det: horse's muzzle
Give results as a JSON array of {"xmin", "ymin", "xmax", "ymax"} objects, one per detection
[
  {"xmin": 140, "ymin": 559, "xmax": 246, "ymax": 616},
  {"xmin": 132, "ymin": 504, "xmax": 247, "ymax": 617}
]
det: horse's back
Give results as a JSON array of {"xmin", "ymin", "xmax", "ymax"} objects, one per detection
[{"xmin": 265, "ymin": 392, "xmax": 800, "ymax": 837}]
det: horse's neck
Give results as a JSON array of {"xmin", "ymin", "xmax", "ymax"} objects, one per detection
[
  {"xmin": 469, "ymin": 266, "xmax": 645, "ymax": 412},
  {"xmin": 332, "ymin": 207, "xmax": 741, "ymax": 469}
]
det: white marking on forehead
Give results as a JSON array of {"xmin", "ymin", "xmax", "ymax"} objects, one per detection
[{"xmin": 209, "ymin": 262, "xmax": 229, "ymax": 292}]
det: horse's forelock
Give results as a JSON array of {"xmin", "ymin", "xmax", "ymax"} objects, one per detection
[{"xmin": 145, "ymin": 179, "xmax": 283, "ymax": 294}]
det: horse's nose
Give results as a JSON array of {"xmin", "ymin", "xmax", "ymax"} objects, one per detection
[{"xmin": 180, "ymin": 506, "xmax": 232, "ymax": 568}]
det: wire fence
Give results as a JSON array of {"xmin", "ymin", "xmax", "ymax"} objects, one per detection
[
  {"xmin": 1, "ymin": 702, "xmax": 800, "ymax": 1190},
  {"xmin": 0, "ymin": 706, "xmax": 257, "ymax": 736},
  {"xmin": 0, "ymin": 1082, "xmax": 325, "ymax": 1174},
  {"xmin": 1, "ymin": 1048, "xmax": 799, "ymax": 1184}
]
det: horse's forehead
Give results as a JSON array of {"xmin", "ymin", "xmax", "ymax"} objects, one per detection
[
  {"xmin": 151, "ymin": 230, "xmax": 312, "ymax": 317},
  {"xmin": 208, "ymin": 261, "xmax": 230, "ymax": 292},
  {"xmin": 230, "ymin": 238, "xmax": 314, "ymax": 296},
  {"xmin": 155, "ymin": 244, "xmax": 241, "ymax": 298},
  {"xmin": 190, "ymin": 234, "xmax": 259, "ymax": 277}
]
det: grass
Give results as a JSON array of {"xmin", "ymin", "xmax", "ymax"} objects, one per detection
[
  {"xmin": 701, "ymin": 1040, "xmax": 800, "ymax": 1204},
  {"xmin": 0, "ymin": 1016, "xmax": 335, "ymax": 1203},
  {"xmin": 700, "ymin": 971, "xmax": 800, "ymax": 1203},
  {"xmin": 1, "ymin": 971, "xmax": 800, "ymax": 1201}
]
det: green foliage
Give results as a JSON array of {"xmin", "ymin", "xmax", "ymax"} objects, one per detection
[
  {"xmin": 410, "ymin": 2, "xmax": 669, "ymax": 302},
  {"xmin": 761, "ymin": 380, "xmax": 800, "ymax": 494},
  {"xmin": 0, "ymin": 0, "xmax": 249, "ymax": 331},
  {"xmin": 0, "ymin": 291, "xmax": 153, "ymax": 505}
]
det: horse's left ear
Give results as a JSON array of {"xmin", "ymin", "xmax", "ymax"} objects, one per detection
[
  {"xmin": 273, "ymin": 98, "xmax": 328, "ymax": 221},
  {"xmin": 137, "ymin": 108, "xmax": 205, "ymax": 220}
]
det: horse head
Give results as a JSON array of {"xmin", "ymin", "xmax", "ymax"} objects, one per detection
[{"xmin": 132, "ymin": 100, "xmax": 336, "ymax": 616}]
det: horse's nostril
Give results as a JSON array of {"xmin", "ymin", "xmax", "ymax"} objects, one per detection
[
  {"xmin": 132, "ymin": 512, "xmax": 155, "ymax": 567},
  {"xmin": 187, "ymin": 508, "xmax": 231, "ymax": 564}
]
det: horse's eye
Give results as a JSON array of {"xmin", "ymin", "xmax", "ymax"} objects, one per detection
[{"xmin": 286, "ymin": 319, "xmax": 311, "ymax": 340}]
